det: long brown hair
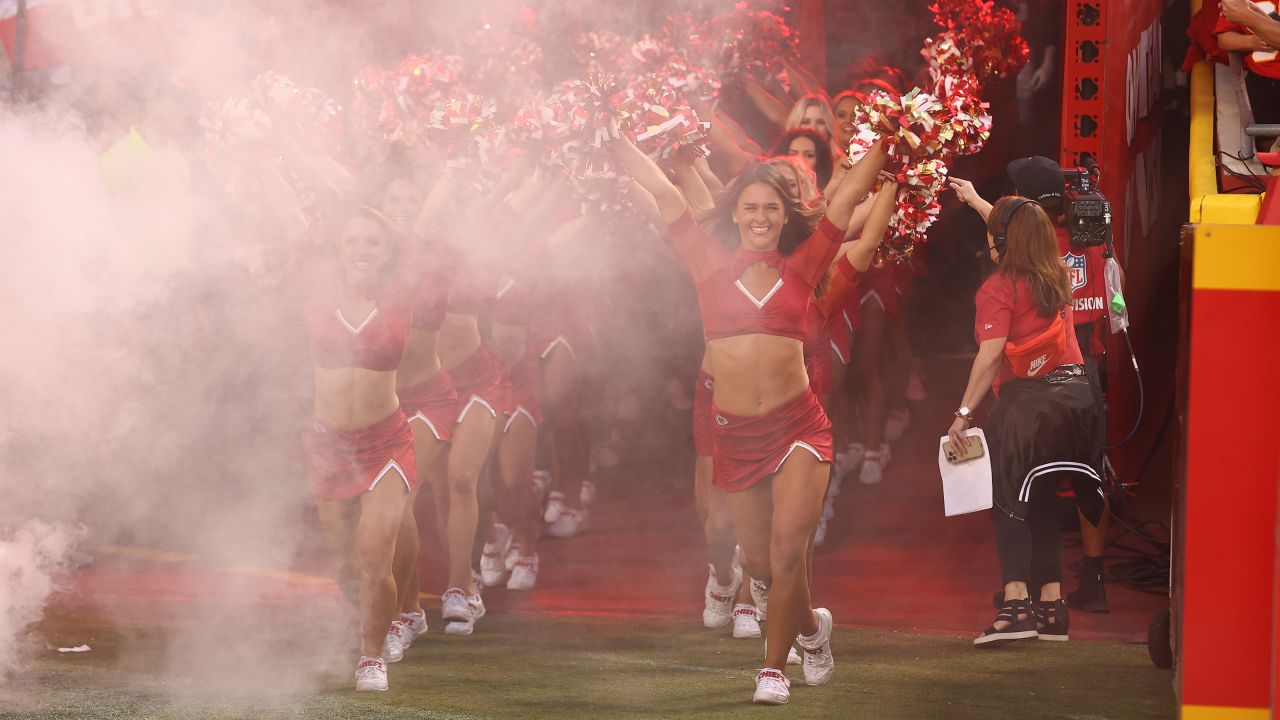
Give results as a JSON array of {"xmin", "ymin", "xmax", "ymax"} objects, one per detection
[
  {"xmin": 698, "ymin": 163, "xmax": 825, "ymax": 255},
  {"xmin": 986, "ymin": 196, "xmax": 1072, "ymax": 318}
]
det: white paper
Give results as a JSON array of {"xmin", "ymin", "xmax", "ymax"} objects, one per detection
[
  {"xmin": 938, "ymin": 429, "xmax": 993, "ymax": 517},
  {"xmin": 57, "ymin": 645, "xmax": 90, "ymax": 653}
]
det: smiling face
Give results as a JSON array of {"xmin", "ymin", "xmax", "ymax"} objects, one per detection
[
  {"xmin": 733, "ymin": 182, "xmax": 788, "ymax": 252},
  {"xmin": 798, "ymin": 104, "xmax": 830, "ymax": 139},
  {"xmin": 787, "ymin": 135, "xmax": 819, "ymax": 170},
  {"xmin": 379, "ymin": 178, "xmax": 424, "ymax": 233},
  {"xmin": 833, "ymin": 96, "xmax": 857, "ymax": 148},
  {"xmin": 339, "ymin": 215, "xmax": 394, "ymax": 286}
]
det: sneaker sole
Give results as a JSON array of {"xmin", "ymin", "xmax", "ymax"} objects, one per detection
[
  {"xmin": 444, "ymin": 622, "xmax": 474, "ymax": 636},
  {"xmin": 703, "ymin": 615, "xmax": 732, "ymax": 629},
  {"xmin": 973, "ymin": 630, "xmax": 1039, "ymax": 647},
  {"xmin": 355, "ymin": 684, "xmax": 388, "ymax": 692},
  {"xmin": 753, "ymin": 695, "xmax": 789, "ymax": 705},
  {"xmin": 1037, "ymin": 633, "xmax": 1070, "ymax": 642},
  {"xmin": 733, "ymin": 628, "xmax": 762, "ymax": 639}
]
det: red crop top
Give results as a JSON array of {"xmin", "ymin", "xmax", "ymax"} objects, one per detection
[
  {"xmin": 304, "ymin": 252, "xmax": 417, "ymax": 372},
  {"xmin": 667, "ymin": 211, "xmax": 844, "ymax": 342}
]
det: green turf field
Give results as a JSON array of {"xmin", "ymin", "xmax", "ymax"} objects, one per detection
[{"xmin": 5, "ymin": 609, "xmax": 1174, "ymax": 720}]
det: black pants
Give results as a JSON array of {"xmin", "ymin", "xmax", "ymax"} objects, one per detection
[{"xmin": 992, "ymin": 479, "xmax": 1063, "ymax": 588}]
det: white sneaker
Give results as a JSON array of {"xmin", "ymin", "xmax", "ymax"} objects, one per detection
[
  {"xmin": 797, "ymin": 608, "xmax": 835, "ymax": 686},
  {"xmin": 481, "ymin": 524, "xmax": 513, "ymax": 587},
  {"xmin": 507, "ymin": 553, "xmax": 539, "ymax": 591},
  {"xmin": 531, "ymin": 470, "xmax": 552, "ymax": 501},
  {"xmin": 354, "ymin": 656, "xmax": 388, "ymax": 692},
  {"xmin": 543, "ymin": 491, "xmax": 566, "ymax": 523},
  {"xmin": 443, "ymin": 593, "xmax": 485, "ymax": 636},
  {"xmin": 813, "ymin": 514, "xmax": 829, "ymax": 546},
  {"xmin": 750, "ymin": 579, "xmax": 769, "ymax": 622},
  {"xmin": 752, "ymin": 668, "xmax": 791, "ymax": 705},
  {"xmin": 906, "ymin": 368, "xmax": 927, "ymax": 402},
  {"xmin": 579, "ymin": 480, "xmax": 596, "ymax": 507},
  {"xmin": 703, "ymin": 564, "xmax": 743, "ymax": 628},
  {"xmin": 441, "ymin": 588, "xmax": 471, "ymax": 623},
  {"xmin": 469, "ymin": 592, "xmax": 486, "ymax": 620},
  {"xmin": 547, "ymin": 507, "xmax": 588, "ymax": 538},
  {"xmin": 732, "ymin": 604, "xmax": 761, "ymax": 638},
  {"xmin": 383, "ymin": 621, "xmax": 409, "ymax": 663},
  {"xmin": 884, "ymin": 408, "xmax": 911, "ymax": 442},
  {"xmin": 400, "ymin": 611, "xmax": 426, "ymax": 646},
  {"xmin": 859, "ymin": 452, "xmax": 884, "ymax": 485}
]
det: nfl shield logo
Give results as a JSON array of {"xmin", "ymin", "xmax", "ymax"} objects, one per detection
[{"xmin": 1065, "ymin": 252, "xmax": 1087, "ymax": 292}]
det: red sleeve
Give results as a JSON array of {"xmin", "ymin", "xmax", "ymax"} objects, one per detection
[
  {"xmin": 784, "ymin": 217, "xmax": 844, "ymax": 286},
  {"xmin": 1215, "ymin": 17, "xmax": 1247, "ymax": 34},
  {"xmin": 975, "ymin": 274, "xmax": 1014, "ymax": 342},
  {"xmin": 666, "ymin": 211, "xmax": 728, "ymax": 283},
  {"xmin": 814, "ymin": 254, "xmax": 860, "ymax": 319}
]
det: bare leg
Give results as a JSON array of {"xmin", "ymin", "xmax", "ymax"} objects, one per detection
[
  {"xmin": 394, "ymin": 425, "xmax": 447, "ymax": 614},
  {"xmin": 497, "ymin": 413, "xmax": 541, "ymax": 555},
  {"xmin": 542, "ymin": 345, "xmax": 586, "ymax": 511},
  {"xmin": 728, "ymin": 452, "xmax": 828, "ymax": 671},
  {"xmin": 694, "ymin": 455, "xmax": 739, "ymax": 583},
  {"xmin": 855, "ymin": 301, "xmax": 888, "ymax": 452},
  {"xmin": 443, "ymin": 403, "xmax": 497, "ymax": 593},
  {"xmin": 356, "ymin": 475, "xmax": 409, "ymax": 657},
  {"xmin": 316, "ymin": 499, "xmax": 360, "ymax": 604}
]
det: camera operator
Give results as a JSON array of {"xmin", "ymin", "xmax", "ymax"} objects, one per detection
[
  {"xmin": 950, "ymin": 156, "xmax": 1115, "ymax": 614},
  {"xmin": 943, "ymin": 197, "xmax": 1105, "ymax": 646}
]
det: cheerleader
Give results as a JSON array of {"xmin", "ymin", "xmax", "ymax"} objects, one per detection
[{"xmin": 615, "ymin": 134, "xmax": 888, "ymax": 705}]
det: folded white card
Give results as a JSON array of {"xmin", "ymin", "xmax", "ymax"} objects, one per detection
[{"xmin": 938, "ymin": 429, "xmax": 993, "ymax": 517}]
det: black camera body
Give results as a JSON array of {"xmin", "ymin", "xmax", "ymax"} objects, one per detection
[{"xmin": 1061, "ymin": 163, "xmax": 1112, "ymax": 249}]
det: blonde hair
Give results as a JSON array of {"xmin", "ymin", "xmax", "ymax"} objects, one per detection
[
  {"xmin": 784, "ymin": 94, "xmax": 837, "ymax": 141},
  {"xmin": 986, "ymin": 197, "xmax": 1072, "ymax": 318}
]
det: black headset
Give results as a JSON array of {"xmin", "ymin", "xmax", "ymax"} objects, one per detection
[{"xmin": 992, "ymin": 198, "xmax": 1037, "ymax": 256}]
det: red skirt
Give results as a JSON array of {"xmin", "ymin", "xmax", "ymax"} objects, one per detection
[
  {"xmin": 860, "ymin": 267, "xmax": 901, "ymax": 318},
  {"xmin": 711, "ymin": 389, "xmax": 833, "ymax": 492},
  {"xmin": 692, "ymin": 368, "xmax": 714, "ymax": 457},
  {"xmin": 450, "ymin": 345, "xmax": 504, "ymax": 421},
  {"xmin": 502, "ymin": 352, "xmax": 542, "ymax": 431},
  {"xmin": 398, "ymin": 371, "xmax": 458, "ymax": 443},
  {"xmin": 304, "ymin": 408, "xmax": 417, "ymax": 502}
]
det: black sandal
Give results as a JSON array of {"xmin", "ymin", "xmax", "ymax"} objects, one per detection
[
  {"xmin": 974, "ymin": 598, "xmax": 1038, "ymax": 647},
  {"xmin": 1034, "ymin": 598, "xmax": 1070, "ymax": 641}
]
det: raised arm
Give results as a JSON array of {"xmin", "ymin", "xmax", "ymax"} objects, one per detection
[
  {"xmin": 693, "ymin": 156, "xmax": 725, "ymax": 198},
  {"xmin": 823, "ymin": 141, "xmax": 888, "ymax": 230},
  {"xmin": 277, "ymin": 133, "xmax": 358, "ymax": 210},
  {"xmin": 672, "ymin": 161, "xmax": 716, "ymax": 213},
  {"xmin": 841, "ymin": 181, "xmax": 899, "ymax": 272},
  {"xmin": 256, "ymin": 152, "xmax": 310, "ymax": 245},
  {"xmin": 782, "ymin": 56, "xmax": 828, "ymax": 102},
  {"xmin": 742, "ymin": 76, "xmax": 790, "ymax": 129},
  {"xmin": 611, "ymin": 135, "xmax": 688, "ymax": 223},
  {"xmin": 948, "ymin": 177, "xmax": 993, "ymax": 221}
]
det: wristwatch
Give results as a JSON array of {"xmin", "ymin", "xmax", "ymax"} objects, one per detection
[{"xmin": 955, "ymin": 406, "xmax": 975, "ymax": 423}]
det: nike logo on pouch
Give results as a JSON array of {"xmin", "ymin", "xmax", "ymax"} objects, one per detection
[
  {"xmin": 1028, "ymin": 354, "xmax": 1049, "ymax": 376},
  {"xmin": 984, "ymin": 323, "xmax": 993, "ymax": 330}
]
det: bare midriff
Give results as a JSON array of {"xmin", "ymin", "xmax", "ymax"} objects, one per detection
[
  {"xmin": 397, "ymin": 328, "xmax": 442, "ymax": 390},
  {"xmin": 438, "ymin": 313, "xmax": 482, "ymax": 371},
  {"xmin": 313, "ymin": 367, "xmax": 400, "ymax": 430},
  {"xmin": 705, "ymin": 334, "xmax": 809, "ymax": 416}
]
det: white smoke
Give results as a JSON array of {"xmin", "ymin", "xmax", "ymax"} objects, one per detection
[{"xmin": 0, "ymin": 520, "xmax": 86, "ymax": 677}]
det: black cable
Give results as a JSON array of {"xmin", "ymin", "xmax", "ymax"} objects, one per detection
[
  {"xmin": 1217, "ymin": 150, "xmax": 1270, "ymax": 193},
  {"xmin": 1106, "ymin": 327, "xmax": 1144, "ymax": 449}
]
